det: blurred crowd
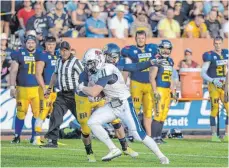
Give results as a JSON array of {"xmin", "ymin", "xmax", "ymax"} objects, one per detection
[{"xmin": 0, "ymin": 0, "xmax": 228, "ymax": 87}]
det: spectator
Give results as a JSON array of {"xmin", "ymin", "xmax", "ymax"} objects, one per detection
[
  {"xmin": 130, "ymin": 12, "xmax": 152, "ymax": 37},
  {"xmin": 157, "ymin": 8, "xmax": 181, "ymax": 38},
  {"xmin": 143, "ymin": 1, "xmax": 154, "ymax": 17},
  {"xmin": 164, "ymin": 0, "xmax": 176, "ymax": 11},
  {"xmin": 45, "ymin": 0, "xmax": 57, "ymax": 13},
  {"xmin": 97, "ymin": 0, "xmax": 108, "ymax": 24},
  {"xmin": 17, "ymin": 0, "xmax": 35, "ymax": 44},
  {"xmin": 0, "ymin": 0, "xmax": 15, "ymax": 37},
  {"xmin": 0, "ymin": 33, "xmax": 13, "ymax": 61},
  {"xmin": 85, "ymin": 5, "xmax": 108, "ymax": 38},
  {"xmin": 181, "ymin": 0, "xmax": 194, "ymax": 19},
  {"xmin": 174, "ymin": 1, "xmax": 188, "ymax": 29},
  {"xmin": 182, "ymin": 14, "xmax": 208, "ymax": 38},
  {"xmin": 203, "ymin": 1, "xmax": 224, "ymax": 16},
  {"xmin": 223, "ymin": 15, "xmax": 229, "ymax": 38},
  {"xmin": 122, "ymin": 1, "xmax": 134, "ymax": 29},
  {"xmin": 71, "ymin": 0, "xmax": 87, "ymax": 36},
  {"xmin": 205, "ymin": 10, "xmax": 222, "ymax": 38},
  {"xmin": 1, "ymin": 50, "xmax": 11, "ymax": 88},
  {"xmin": 48, "ymin": 1, "xmax": 73, "ymax": 39},
  {"xmin": 109, "ymin": 5, "xmax": 128, "ymax": 39},
  {"xmin": 149, "ymin": 1, "xmax": 165, "ymax": 37},
  {"xmin": 26, "ymin": 3, "xmax": 56, "ymax": 44},
  {"xmin": 66, "ymin": 0, "xmax": 78, "ymax": 15},
  {"xmin": 189, "ymin": 1, "xmax": 204, "ymax": 19},
  {"xmin": 179, "ymin": 48, "xmax": 200, "ymax": 68}
]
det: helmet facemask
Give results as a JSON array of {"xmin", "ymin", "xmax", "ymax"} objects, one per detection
[
  {"xmin": 105, "ymin": 52, "xmax": 120, "ymax": 64},
  {"xmin": 159, "ymin": 46, "xmax": 172, "ymax": 58},
  {"xmin": 85, "ymin": 60, "xmax": 99, "ymax": 74}
]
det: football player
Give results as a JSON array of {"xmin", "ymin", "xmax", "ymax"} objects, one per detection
[
  {"xmin": 10, "ymin": 35, "xmax": 40, "ymax": 144},
  {"xmin": 121, "ymin": 30, "xmax": 157, "ymax": 136},
  {"xmin": 149, "ymin": 40, "xmax": 177, "ymax": 144},
  {"xmin": 34, "ymin": 36, "xmax": 59, "ymax": 145},
  {"xmin": 78, "ymin": 48, "xmax": 169, "ymax": 164},
  {"xmin": 201, "ymin": 36, "xmax": 228, "ymax": 142}
]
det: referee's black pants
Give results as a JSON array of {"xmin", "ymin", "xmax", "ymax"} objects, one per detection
[{"xmin": 45, "ymin": 90, "xmax": 76, "ymax": 141}]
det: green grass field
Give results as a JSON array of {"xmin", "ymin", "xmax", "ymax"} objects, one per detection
[{"xmin": 1, "ymin": 138, "xmax": 228, "ymax": 167}]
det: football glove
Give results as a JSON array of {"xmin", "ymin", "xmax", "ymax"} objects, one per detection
[{"xmin": 212, "ymin": 78, "xmax": 224, "ymax": 88}]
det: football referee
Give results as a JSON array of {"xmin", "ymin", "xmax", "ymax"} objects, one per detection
[{"xmin": 41, "ymin": 41, "xmax": 83, "ymax": 148}]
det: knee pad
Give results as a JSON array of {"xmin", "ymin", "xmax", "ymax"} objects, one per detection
[
  {"xmin": 112, "ymin": 123, "xmax": 122, "ymax": 129},
  {"xmin": 226, "ymin": 116, "xmax": 228, "ymax": 125},
  {"xmin": 16, "ymin": 111, "xmax": 26, "ymax": 120},
  {"xmin": 81, "ymin": 123, "xmax": 91, "ymax": 135},
  {"xmin": 210, "ymin": 116, "xmax": 216, "ymax": 126}
]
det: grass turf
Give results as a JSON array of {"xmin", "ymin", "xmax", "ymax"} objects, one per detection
[{"xmin": 1, "ymin": 138, "xmax": 228, "ymax": 167}]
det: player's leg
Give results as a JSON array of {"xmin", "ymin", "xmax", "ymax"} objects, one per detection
[
  {"xmin": 130, "ymin": 80, "xmax": 143, "ymax": 115},
  {"xmin": 42, "ymin": 93, "xmax": 69, "ymax": 147},
  {"xmin": 11, "ymin": 87, "xmax": 30, "ymax": 143},
  {"xmin": 158, "ymin": 88, "xmax": 171, "ymax": 143},
  {"xmin": 111, "ymin": 119, "xmax": 138, "ymax": 158},
  {"xmin": 30, "ymin": 87, "xmax": 40, "ymax": 144},
  {"xmin": 152, "ymin": 87, "xmax": 165, "ymax": 143},
  {"xmin": 88, "ymin": 104, "xmax": 122, "ymax": 161},
  {"xmin": 220, "ymin": 89, "xmax": 229, "ymax": 142},
  {"xmin": 208, "ymin": 83, "xmax": 221, "ymax": 142},
  {"xmin": 75, "ymin": 94, "xmax": 95, "ymax": 162},
  {"xmin": 142, "ymin": 83, "xmax": 153, "ymax": 136},
  {"xmin": 118, "ymin": 98, "xmax": 169, "ymax": 164}
]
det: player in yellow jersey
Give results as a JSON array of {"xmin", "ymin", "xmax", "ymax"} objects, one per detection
[
  {"xmin": 34, "ymin": 36, "xmax": 59, "ymax": 145},
  {"xmin": 10, "ymin": 35, "xmax": 40, "ymax": 144},
  {"xmin": 201, "ymin": 36, "xmax": 228, "ymax": 142}
]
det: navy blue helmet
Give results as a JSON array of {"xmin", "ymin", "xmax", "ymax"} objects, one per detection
[
  {"xmin": 102, "ymin": 43, "xmax": 121, "ymax": 64},
  {"xmin": 158, "ymin": 40, "xmax": 173, "ymax": 58}
]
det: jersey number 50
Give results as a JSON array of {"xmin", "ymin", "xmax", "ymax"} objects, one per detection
[{"xmin": 25, "ymin": 61, "xmax": 36, "ymax": 74}]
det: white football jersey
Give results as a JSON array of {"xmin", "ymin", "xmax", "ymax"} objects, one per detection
[{"xmin": 88, "ymin": 63, "xmax": 130, "ymax": 101}]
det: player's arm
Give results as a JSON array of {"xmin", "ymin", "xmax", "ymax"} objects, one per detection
[
  {"xmin": 79, "ymin": 74, "xmax": 117, "ymax": 97},
  {"xmin": 35, "ymin": 61, "xmax": 46, "ymax": 91},
  {"xmin": 149, "ymin": 66, "xmax": 158, "ymax": 93},
  {"xmin": 9, "ymin": 60, "xmax": 19, "ymax": 97}
]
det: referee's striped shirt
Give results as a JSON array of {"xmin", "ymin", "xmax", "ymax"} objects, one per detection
[{"xmin": 54, "ymin": 55, "xmax": 84, "ymax": 91}]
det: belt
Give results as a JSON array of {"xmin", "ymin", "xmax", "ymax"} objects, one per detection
[{"xmin": 60, "ymin": 90, "xmax": 74, "ymax": 94}]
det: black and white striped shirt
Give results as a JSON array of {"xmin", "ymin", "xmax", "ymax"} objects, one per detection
[{"xmin": 54, "ymin": 55, "xmax": 84, "ymax": 91}]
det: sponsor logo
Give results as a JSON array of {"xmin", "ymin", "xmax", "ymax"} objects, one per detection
[
  {"xmin": 216, "ymin": 59, "xmax": 228, "ymax": 66},
  {"xmin": 24, "ymin": 56, "xmax": 35, "ymax": 61},
  {"xmin": 137, "ymin": 53, "xmax": 151, "ymax": 58}
]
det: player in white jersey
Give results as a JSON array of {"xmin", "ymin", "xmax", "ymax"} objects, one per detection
[{"xmin": 78, "ymin": 48, "xmax": 169, "ymax": 164}]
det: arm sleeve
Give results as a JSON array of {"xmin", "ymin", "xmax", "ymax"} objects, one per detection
[
  {"xmin": 54, "ymin": 59, "xmax": 59, "ymax": 74},
  {"xmin": 79, "ymin": 71, "xmax": 88, "ymax": 84},
  {"xmin": 96, "ymin": 74, "xmax": 118, "ymax": 87},
  {"xmin": 121, "ymin": 47, "xmax": 130, "ymax": 57},
  {"xmin": 122, "ymin": 61, "xmax": 151, "ymax": 72},
  {"xmin": 35, "ymin": 52, "xmax": 45, "ymax": 62}
]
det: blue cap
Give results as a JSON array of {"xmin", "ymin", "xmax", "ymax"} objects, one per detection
[{"xmin": 25, "ymin": 35, "xmax": 36, "ymax": 43}]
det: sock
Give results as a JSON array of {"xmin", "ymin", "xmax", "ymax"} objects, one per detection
[
  {"xmin": 119, "ymin": 138, "xmax": 128, "ymax": 151},
  {"xmin": 85, "ymin": 143, "xmax": 93, "ymax": 155},
  {"xmin": 225, "ymin": 116, "xmax": 228, "ymax": 125},
  {"xmin": 151, "ymin": 120, "xmax": 160, "ymax": 139},
  {"xmin": 31, "ymin": 117, "xmax": 36, "ymax": 140},
  {"xmin": 89, "ymin": 124, "xmax": 117, "ymax": 151},
  {"xmin": 157, "ymin": 122, "xmax": 164, "ymax": 139},
  {"xmin": 142, "ymin": 135, "xmax": 165, "ymax": 159},
  {"xmin": 210, "ymin": 116, "xmax": 216, "ymax": 126},
  {"xmin": 15, "ymin": 116, "xmax": 25, "ymax": 137}
]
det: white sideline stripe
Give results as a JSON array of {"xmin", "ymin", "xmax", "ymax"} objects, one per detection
[
  {"xmin": 2, "ymin": 146, "xmax": 228, "ymax": 159},
  {"xmin": 198, "ymin": 119, "xmax": 210, "ymax": 125}
]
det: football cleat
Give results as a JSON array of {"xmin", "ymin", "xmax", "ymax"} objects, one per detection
[
  {"xmin": 32, "ymin": 136, "xmax": 43, "ymax": 145},
  {"xmin": 160, "ymin": 157, "xmax": 169, "ymax": 164},
  {"xmin": 211, "ymin": 135, "xmax": 221, "ymax": 142},
  {"xmin": 123, "ymin": 147, "xmax": 139, "ymax": 158},
  {"xmin": 87, "ymin": 154, "xmax": 96, "ymax": 162},
  {"xmin": 102, "ymin": 148, "xmax": 122, "ymax": 161},
  {"xmin": 11, "ymin": 136, "xmax": 20, "ymax": 144}
]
